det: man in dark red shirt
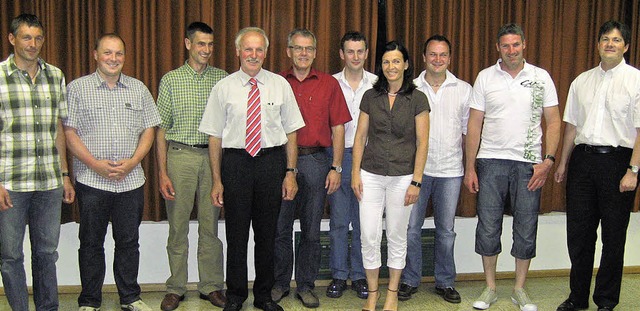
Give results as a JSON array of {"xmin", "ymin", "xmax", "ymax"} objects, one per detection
[{"xmin": 271, "ymin": 28, "xmax": 351, "ymax": 309}]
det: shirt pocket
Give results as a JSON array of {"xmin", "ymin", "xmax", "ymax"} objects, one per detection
[
  {"xmin": 606, "ymin": 94, "xmax": 631, "ymax": 121},
  {"xmin": 80, "ymin": 102, "xmax": 106, "ymax": 132},
  {"xmin": 124, "ymin": 102, "xmax": 144, "ymax": 135},
  {"xmin": 263, "ymin": 101, "xmax": 284, "ymax": 133}
]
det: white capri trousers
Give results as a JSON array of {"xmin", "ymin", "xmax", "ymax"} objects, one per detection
[{"xmin": 359, "ymin": 169, "xmax": 414, "ymax": 270}]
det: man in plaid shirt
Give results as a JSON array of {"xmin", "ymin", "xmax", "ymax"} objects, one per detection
[
  {"xmin": 156, "ymin": 22, "xmax": 228, "ymax": 311},
  {"xmin": 64, "ymin": 33, "xmax": 160, "ymax": 311},
  {"xmin": 0, "ymin": 13, "xmax": 75, "ymax": 311}
]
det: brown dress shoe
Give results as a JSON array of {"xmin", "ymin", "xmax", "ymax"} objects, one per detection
[
  {"xmin": 200, "ymin": 290, "xmax": 227, "ymax": 308},
  {"xmin": 161, "ymin": 293, "xmax": 184, "ymax": 311}
]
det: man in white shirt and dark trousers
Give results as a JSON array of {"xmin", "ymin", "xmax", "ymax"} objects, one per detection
[
  {"xmin": 554, "ymin": 20, "xmax": 640, "ymax": 311},
  {"xmin": 398, "ymin": 35, "xmax": 471, "ymax": 304}
]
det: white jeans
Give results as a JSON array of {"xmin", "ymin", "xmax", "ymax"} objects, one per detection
[{"xmin": 359, "ymin": 169, "xmax": 414, "ymax": 270}]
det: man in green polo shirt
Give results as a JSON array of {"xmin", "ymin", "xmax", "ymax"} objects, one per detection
[{"xmin": 156, "ymin": 21, "xmax": 228, "ymax": 311}]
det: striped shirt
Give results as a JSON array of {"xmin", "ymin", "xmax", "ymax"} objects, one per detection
[
  {"xmin": 0, "ymin": 54, "xmax": 68, "ymax": 192},
  {"xmin": 157, "ymin": 62, "xmax": 228, "ymax": 145},
  {"xmin": 65, "ymin": 72, "xmax": 160, "ymax": 193}
]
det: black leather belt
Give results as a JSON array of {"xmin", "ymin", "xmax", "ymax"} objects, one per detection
[
  {"xmin": 298, "ymin": 146, "xmax": 324, "ymax": 156},
  {"xmin": 224, "ymin": 145, "xmax": 283, "ymax": 157},
  {"xmin": 578, "ymin": 144, "xmax": 621, "ymax": 154},
  {"xmin": 170, "ymin": 141, "xmax": 208, "ymax": 149}
]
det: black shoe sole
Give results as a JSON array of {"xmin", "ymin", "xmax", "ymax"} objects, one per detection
[{"xmin": 435, "ymin": 288, "xmax": 461, "ymax": 304}]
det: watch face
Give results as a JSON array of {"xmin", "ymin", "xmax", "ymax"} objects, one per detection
[
  {"xmin": 632, "ymin": 166, "xmax": 639, "ymax": 173},
  {"xmin": 332, "ymin": 166, "xmax": 343, "ymax": 173}
]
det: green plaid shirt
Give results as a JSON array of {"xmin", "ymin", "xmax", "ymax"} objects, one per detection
[
  {"xmin": 0, "ymin": 54, "xmax": 68, "ymax": 191},
  {"xmin": 158, "ymin": 62, "xmax": 228, "ymax": 145}
]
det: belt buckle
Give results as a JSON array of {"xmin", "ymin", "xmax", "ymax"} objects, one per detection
[{"xmin": 584, "ymin": 145, "xmax": 594, "ymax": 153}]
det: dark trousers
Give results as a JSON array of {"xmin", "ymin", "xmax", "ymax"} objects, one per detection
[
  {"xmin": 77, "ymin": 182, "xmax": 144, "ymax": 307},
  {"xmin": 566, "ymin": 146, "xmax": 634, "ymax": 309},
  {"xmin": 222, "ymin": 147, "xmax": 286, "ymax": 305}
]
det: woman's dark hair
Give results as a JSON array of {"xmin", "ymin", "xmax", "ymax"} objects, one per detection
[{"xmin": 373, "ymin": 40, "xmax": 415, "ymax": 95}]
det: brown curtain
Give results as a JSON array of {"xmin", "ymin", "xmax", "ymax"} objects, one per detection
[
  {"xmin": 1, "ymin": 0, "xmax": 638, "ymax": 222},
  {"xmin": 385, "ymin": 0, "xmax": 640, "ymax": 216}
]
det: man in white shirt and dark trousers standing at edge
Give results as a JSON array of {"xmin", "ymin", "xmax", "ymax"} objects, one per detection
[{"xmin": 554, "ymin": 20, "xmax": 640, "ymax": 311}]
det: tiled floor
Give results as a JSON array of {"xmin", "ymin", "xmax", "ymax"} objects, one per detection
[{"xmin": 2, "ymin": 274, "xmax": 639, "ymax": 310}]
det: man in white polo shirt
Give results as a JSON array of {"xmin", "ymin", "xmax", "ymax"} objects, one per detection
[{"xmin": 464, "ymin": 23, "xmax": 561, "ymax": 311}]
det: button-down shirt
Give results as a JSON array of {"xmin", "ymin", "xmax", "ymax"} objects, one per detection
[
  {"xmin": 0, "ymin": 54, "xmax": 68, "ymax": 191},
  {"xmin": 564, "ymin": 59, "xmax": 640, "ymax": 148},
  {"xmin": 333, "ymin": 68, "xmax": 377, "ymax": 148},
  {"xmin": 414, "ymin": 70, "xmax": 471, "ymax": 177},
  {"xmin": 280, "ymin": 67, "xmax": 351, "ymax": 147},
  {"xmin": 471, "ymin": 60, "xmax": 559, "ymax": 163},
  {"xmin": 361, "ymin": 89, "xmax": 430, "ymax": 176},
  {"xmin": 199, "ymin": 69, "xmax": 305, "ymax": 148},
  {"xmin": 65, "ymin": 72, "xmax": 161, "ymax": 193},
  {"xmin": 158, "ymin": 62, "xmax": 228, "ymax": 145}
]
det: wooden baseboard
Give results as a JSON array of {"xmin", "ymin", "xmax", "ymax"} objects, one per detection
[{"xmin": 3, "ymin": 266, "xmax": 639, "ymax": 295}]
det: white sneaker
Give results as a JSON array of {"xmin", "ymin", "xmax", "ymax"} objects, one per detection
[
  {"xmin": 121, "ymin": 299, "xmax": 153, "ymax": 311},
  {"xmin": 511, "ymin": 288, "xmax": 537, "ymax": 311},
  {"xmin": 79, "ymin": 307, "xmax": 100, "ymax": 311},
  {"xmin": 472, "ymin": 287, "xmax": 497, "ymax": 310}
]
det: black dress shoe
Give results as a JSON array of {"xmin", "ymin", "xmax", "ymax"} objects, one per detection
[
  {"xmin": 597, "ymin": 307, "xmax": 614, "ymax": 311},
  {"xmin": 435, "ymin": 286, "xmax": 461, "ymax": 304},
  {"xmin": 351, "ymin": 279, "xmax": 369, "ymax": 299},
  {"xmin": 223, "ymin": 301, "xmax": 242, "ymax": 311},
  {"xmin": 326, "ymin": 279, "xmax": 348, "ymax": 298},
  {"xmin": 254, "ymin": 300, "xmax": 284, "ymax": 311},
  {"xmin": 397, "ymin": 283, "xmax": 418, "ymax": 301},
  {"xmin": 556, "ymin": 298, "xmax": 588, "ymax": 311}
]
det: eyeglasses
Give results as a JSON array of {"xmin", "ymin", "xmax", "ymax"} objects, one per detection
[{"xmin": 288, "ymin": 45, "xmax": 316, "ymax": 53}]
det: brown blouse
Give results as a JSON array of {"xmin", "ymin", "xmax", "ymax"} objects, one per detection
[{"xmin": 360, "ymin": 88, "xmax": 430, "ymax": 176}]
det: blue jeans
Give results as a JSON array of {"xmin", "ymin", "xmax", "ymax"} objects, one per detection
[
  {"xmin": 77, "ymin": 183, "xmax": 144, "ymax": 307},
  {"xmin": 328, "ymin": 148, "xmax": 365, "ymax": 281},
  {"xmin": 475, "ymin": 159, "xmax": 540, "ymax": 259},
  {"xmin": 0, "ymin": 188, "xmax": 63, "ymax": 311},
  {"xmin": 402, "ymin": 175, "xmax": 461, "ymax": 288},
  {"xmin": 274, "ymin": 151, "xmax": 330, "ymax": 292}
]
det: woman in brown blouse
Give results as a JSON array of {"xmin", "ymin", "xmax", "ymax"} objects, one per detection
[{"xmin": 352, "ymin": 41, "xmax": 430, "ymax": 311}]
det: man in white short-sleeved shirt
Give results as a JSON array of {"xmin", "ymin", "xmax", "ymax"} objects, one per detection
[
  {"xmin": 464, "ymin": 23, "xmax": 561, "ymax": 311},
  {"xmin": 554, "ymin": 20, "xmax": 640, "ymax": 311},
  {"xmin": 198, "ymin": 27, "xmax": 304, "ymax": 311}
]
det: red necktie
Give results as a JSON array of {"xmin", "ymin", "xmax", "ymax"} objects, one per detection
[{"xmin": 245, "ymin": 78, "xmax": 262, "ymax": 157}]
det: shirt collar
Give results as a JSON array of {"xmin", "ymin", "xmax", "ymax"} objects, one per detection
[
  {"xmin": 598, "ymin": 58, "xmax": 626, "ymax": 74},
  {"xmin": 283, "ymin": 67, "xmax": 318, "ymax": 81},
  {"xmin": 6, "ymin": 54, "xmax": 47, "ymax": 77},
  {"xmin": 416, "ymin": 69, "xmax": 457, "ymax": 88},
  {"xmin": 93, "ymin": 70, "xmax": 128, "ymax": 88},
  {"xmin": 494, "ymin": 59, "xmax": 533, "ymax": 77},
  {"xmin": 183, "ymin": 60, "xmax": 211, "ymax": 75},
  {"xmin": 337, "ymin": 67, "xmax": 374, "ymax": 86},
  {"xmin": 238, "ymin": 68, "xmax": 266, "ymax": 86}
]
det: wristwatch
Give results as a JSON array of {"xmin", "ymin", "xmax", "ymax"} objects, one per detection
[
  {"xmin": 330, "ymin": 166, "xmax": 343, "ymax": 173},
  {"xmin": 286, "ymin": 167, "xmax": 298, "ymax": 174},
  {"xmin": 629, "ymin": 165, "xmax": 639, "ymax": 174}
]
